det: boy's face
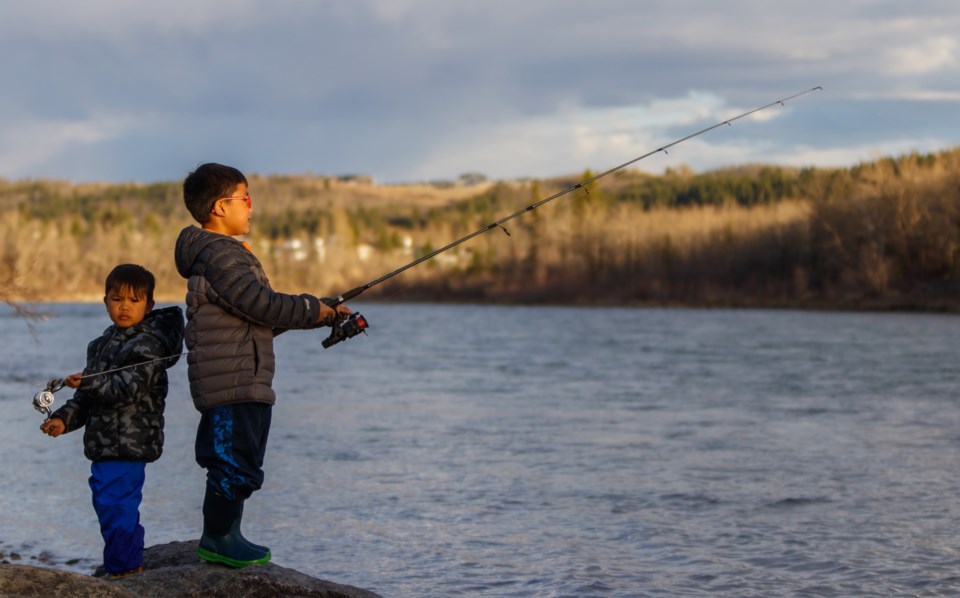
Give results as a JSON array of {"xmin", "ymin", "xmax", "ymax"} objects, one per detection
[
  {"xmin": 211, "ymin": 182, "xmax": 252, "ymax": 236},
  {"xmin": 104, "ymin": 285, "xmax": 154, "ymax": 329}
]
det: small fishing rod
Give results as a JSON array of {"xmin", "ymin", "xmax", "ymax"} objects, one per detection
[
  {"xmin": 330, "ymin": 86, "xmax": 823, "ymax": 310},
  {"xmin": 32, "ymin": 354, "xmax": 184, "ymax": 420}
]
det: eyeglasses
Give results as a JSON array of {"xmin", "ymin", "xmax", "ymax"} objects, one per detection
[{"xmin": 219, "ymin": 193, "xmax": 252, "ymax": 208}]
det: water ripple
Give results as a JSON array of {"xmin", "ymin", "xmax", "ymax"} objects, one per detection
[{"xmin": 4, "ymin": 304, "xmax": 960, "ymax": 596}]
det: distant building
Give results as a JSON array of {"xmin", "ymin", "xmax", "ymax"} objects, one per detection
[
  {"xmin": 356, "ymin": 243, "xmax": 374, "ymax": 262},
  {"xmin": 314, "ymin": 237, "xmax": 326, "ymax": 263},
  {"xmin": 457, "ymin": 172, "xmax": 488, "ymax": 186},
  {"xmin": 280, "ymin": 238, "xmax": 308, "ymax": 261},
  {"xmin": 336, "ymin": 174, "xmax": 374, "ymax": 186}
]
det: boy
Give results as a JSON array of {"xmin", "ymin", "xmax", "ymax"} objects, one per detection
[
  {"xmin": 40, "ymin": 264, "xmax": 184, "ymax": 578},
  {"xmin": 174, "ymin": 163, "xmax": 350, "ymax": 568}
]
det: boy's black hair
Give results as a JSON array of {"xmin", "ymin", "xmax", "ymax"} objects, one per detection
[
  {"xmin": 105, "ymin": 264, "xmax": 156, "ymax": 303},
  {"xmin": 183, "ymin": 163, "xmax": 248, "ymax": 223}
]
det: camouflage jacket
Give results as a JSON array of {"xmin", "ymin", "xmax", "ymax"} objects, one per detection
[
  {"xmin": 174, "ymin": 226, "xmax": 325, "ymax": 411},
  {"xmin": 51, "ymin": 306, "xmax": 184, "ymax": 462}
]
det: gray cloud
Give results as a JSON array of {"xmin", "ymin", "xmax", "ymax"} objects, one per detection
[{"xmin": 1, "ymin": 0, "xmax": 958, "ymax": 182}]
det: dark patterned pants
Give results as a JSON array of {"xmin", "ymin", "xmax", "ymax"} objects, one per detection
[{"xmin": 195, "ymin": 402, "xmax": 272, "ymax": 501}]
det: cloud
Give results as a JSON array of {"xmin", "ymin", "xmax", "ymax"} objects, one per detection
[
  {"xmin": 848, "ymin": 90, "xmax": 960, "ymax": 102},
  {"xmin": 767, "ymin": 137, "xmax": 958, "ymax": 169},
  {"xmin": 402, "ymin": 90, "xmax": 805, "ymax": 181},
  {"xmin": 0, "ymin": 113, "xmax": 141, "ymax": 177},
  {"xmin": 0, "ymin": 1, "xmax": 263, "ymax": 38},
  {"xmin": 0, "ymin": 1, "xmax": 959, "ymax": 182},
  {"xmin": 887, "ymin": 36, "xmax": 958, "ymax": 75}
]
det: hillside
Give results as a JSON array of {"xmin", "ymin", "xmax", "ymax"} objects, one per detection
[{"xmin": 2, "ymin": 149, "xmax": 959, "ymax": 310}]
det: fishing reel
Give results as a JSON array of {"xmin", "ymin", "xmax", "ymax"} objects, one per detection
[
  {"xmin": 322, "ymin": 312, "xmax": 369, "ymax": 349},
  {"xmin": 33, "ymin": 378, "xmax": 65, "ymax": 420}
]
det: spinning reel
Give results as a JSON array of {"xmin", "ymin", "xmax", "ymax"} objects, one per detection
[
  {"xmin": 33, "ymin": 378, "xmax": 65, "ymax": 420},
  {"xmin": 322, "ymin": 312, "xmax": 369, "ymax": 349}
]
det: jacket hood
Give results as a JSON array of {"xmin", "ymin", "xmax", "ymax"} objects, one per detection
[
  {"xmin": 113, "ymin": 306, "xmax": 185, "ymax": 369},
  {"xmin": 146, "ymin": 306, "xmax": 185, "ymax": 366},
  {"xmin": 174, "ymin": 226, "xmax": 241, "ymax": 279}
]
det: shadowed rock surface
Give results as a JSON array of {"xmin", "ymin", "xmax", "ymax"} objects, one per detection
[{"xmin": 0, "ymin": 540, "xmax": 380, "ymax": 598}]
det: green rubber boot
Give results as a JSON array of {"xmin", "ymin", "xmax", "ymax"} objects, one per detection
[
  {"xmin": 237, "ymin": 499, "xmax": 271, "ymax": 554},
  {"xmin": 197, "ymin": 488, "xmax": 271, "ymax": 568}
]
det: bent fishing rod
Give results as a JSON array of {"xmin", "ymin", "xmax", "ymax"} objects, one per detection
[
  {"xmin": 31, "ymin": 86, "xmax": 824, "ymax": 404},
  {"xmin": 331, "ymin": 86, "xmax": 822, "ymax": 308}
]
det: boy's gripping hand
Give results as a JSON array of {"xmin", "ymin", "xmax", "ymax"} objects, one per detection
[
  {"xmin": 318, "ymin": 299, "xmax": 353, "ymax": 326},
  {"xmin": 40, "ymin": 418, "xmax": 65, "ymax": 437},
  {"xmin": 63, "ymin": 372, "xmax": 84, "ymax": 389}
]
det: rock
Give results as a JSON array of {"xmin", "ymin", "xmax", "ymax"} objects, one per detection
[
  {"xmin": 0, "ymin": 540, "xmax": 380, "ymax": 598},
  {"xmin": 0, "ymin": 565, "xmax": 131, "ymax": 598}
]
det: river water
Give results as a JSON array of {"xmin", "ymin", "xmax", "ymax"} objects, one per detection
[{"xmin": 2, "ymin": 303, "xmax": 960, "ymax": 597}]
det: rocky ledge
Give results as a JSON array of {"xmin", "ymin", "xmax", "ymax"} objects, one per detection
[{"xmin": 0, "ymin": 540, "xmax": 380, "ymax": 598}]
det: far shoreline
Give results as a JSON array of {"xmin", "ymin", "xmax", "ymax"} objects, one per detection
[{"xmin": 9, "ymin": 296, "xmax": 960, "ymax": 315}]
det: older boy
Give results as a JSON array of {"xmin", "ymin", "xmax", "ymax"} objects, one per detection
[
  {"xmin": 40, "ymin": 264, "xmax": 184, "ymax": 578},
  {"xmin": 174, "ymin": 163, "xmax": 350, "ymax": 568}
]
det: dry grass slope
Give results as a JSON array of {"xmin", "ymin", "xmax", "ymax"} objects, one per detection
[{"xmin": 2, "ymin": 149, "xmax": 959, "ymax": 310}]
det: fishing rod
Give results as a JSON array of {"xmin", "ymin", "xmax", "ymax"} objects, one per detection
[
  {"xmin": 32, "ymin": 354, "xmax": 185, "ymax": 420},
  {"xmin": 331, "ymin": 86, "xmax": 822, "ymax": 310},
  {"xmin": 320, "ymin": 87, "xmax": 822, "ymax": 346}
]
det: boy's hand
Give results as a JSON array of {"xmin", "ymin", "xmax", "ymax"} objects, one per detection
[
  {"xmin": 63, "ymin": 373, "xmax": 83, "ymax": 389},
  {"xmin": 317, "ymin": 302, "xmax": 337, "ymax": 325},
  {"xmin": 40, "ymin": 418, "xmax": 65, "ymax": 437},
  {"xmin": 317, "ymin": 301, "xmax": 353, "ymax": 326}
]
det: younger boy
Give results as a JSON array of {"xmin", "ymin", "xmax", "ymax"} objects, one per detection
[
  {"xmin": 40, "ymin": 264, "xmax": 184, "ymax": 578},
  {"xmin": 174, "ymin": 163, "xmax": 350, "ymax": 568}
]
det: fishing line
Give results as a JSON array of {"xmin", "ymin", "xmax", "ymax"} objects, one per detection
[
  {"xmin": 330, "ymin": 86, "xmax": 823, "ymax": 306},
  {"xmin": 33, "ymin": 354, "xmax": 185, "ymax": 419}
]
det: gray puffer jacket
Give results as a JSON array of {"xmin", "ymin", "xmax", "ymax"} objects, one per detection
[
  {"xmin": 52, "ymin": 306, "xmax": 184, "ymax": 463},
  {"xmin": 174, "ymin": 226, "xmax": 325, "ymax": 411}
]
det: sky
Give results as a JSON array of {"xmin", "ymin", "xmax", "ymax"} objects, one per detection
[{"xmin": 1, "ymin": 1, "xmax": 958, "ymax": 184}]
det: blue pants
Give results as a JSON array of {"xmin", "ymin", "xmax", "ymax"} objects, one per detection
[
  {"xmin": 89, "ymin": 461, "xmax": 146, "ymax": 574},
  {"xmin": 195, "ymin": 402, "xmax": 272, "ymax": 502}
]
